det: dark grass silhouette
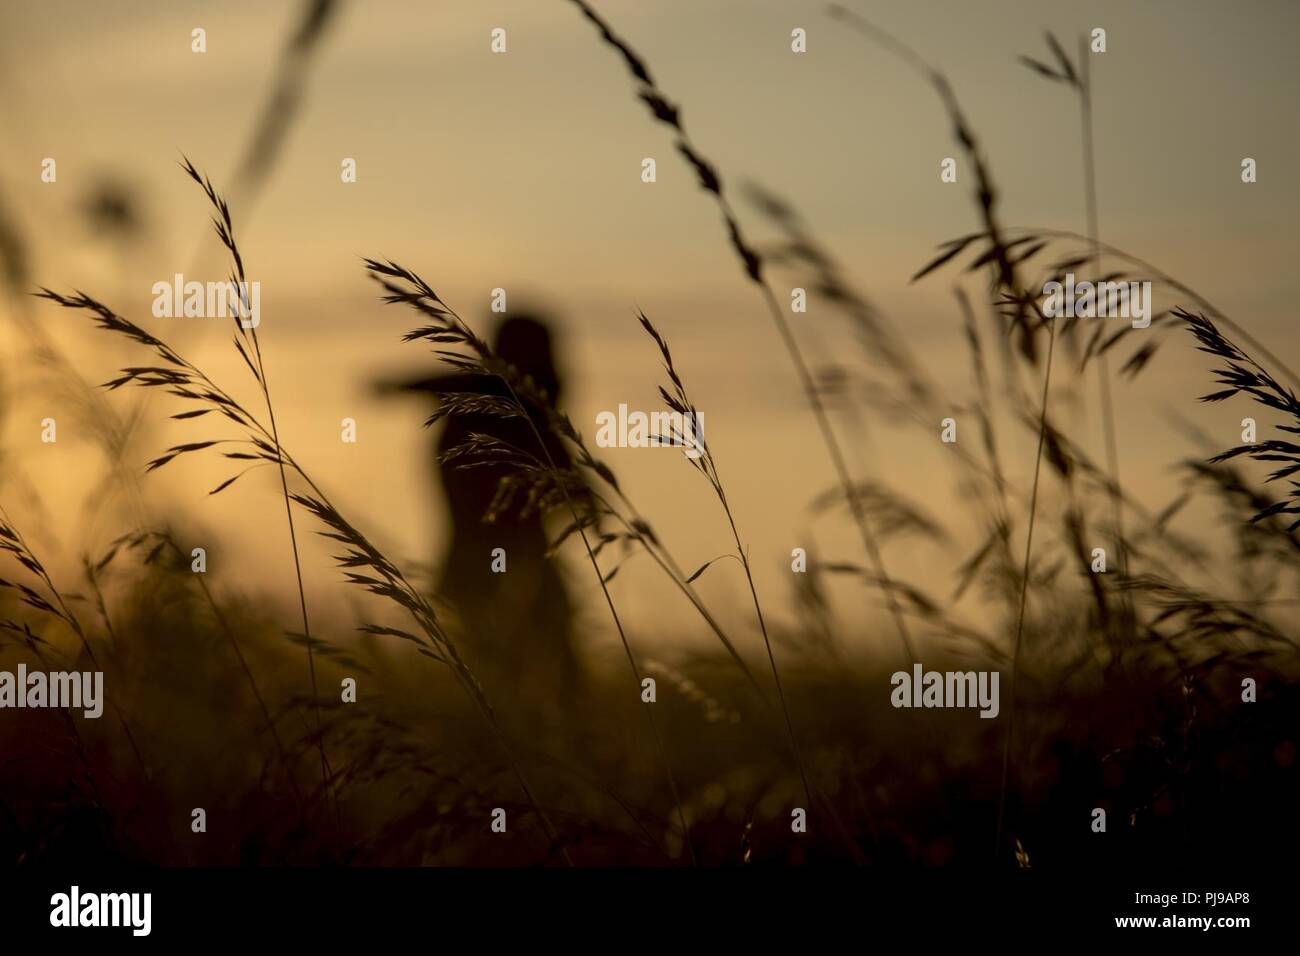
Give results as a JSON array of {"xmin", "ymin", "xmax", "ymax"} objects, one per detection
[
  {"xmin": 32, "ymin": 165, "xmax": 575, "ymax": 863},
  {"xmin": 1, "ymin": 7, "xmax": 1297, "ymax": 870},
  {"xmin": 565, "ymin": 0, "xmax": 921, "ymax": 695}
]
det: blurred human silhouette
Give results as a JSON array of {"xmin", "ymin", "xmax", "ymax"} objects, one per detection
[{"xmin": 375, "ymin": 314, "xmax": 582, "ymax": 711}]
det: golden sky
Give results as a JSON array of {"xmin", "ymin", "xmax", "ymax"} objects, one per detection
[{"xmin": 2, "ymin": 0, "xmax": 1297, "ymax": 651}]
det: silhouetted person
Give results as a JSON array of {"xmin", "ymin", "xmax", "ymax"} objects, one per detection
[{"xmin": 376, "ymin": 315, "xmax": 582, "ymax": 712}]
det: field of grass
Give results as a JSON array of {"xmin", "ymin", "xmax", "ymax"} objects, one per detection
[{"xmin": 1, "ymin": 2, "xmax": 1296, "ymax": 869}]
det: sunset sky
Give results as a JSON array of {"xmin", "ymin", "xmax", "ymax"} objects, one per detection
[{"xmin": 1, "ymin": 0, "xmax": 1297, "ymax": 652}]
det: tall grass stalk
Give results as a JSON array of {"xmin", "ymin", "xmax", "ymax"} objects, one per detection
[
  {"xmin": 828, "ymin": 5, "xmax": 1060, "ymax": 861},
  {"xmin": 565, "ymin": 0, "xmax": 918, "ymax": 667},
  {"xmin": 1076, "ymin": 35, "xmax": 1127, "ymax": 582},
  {"xmin": 637, "ymin": 311, "xmax": 818, "ymax": 840},
  {"xmin": 994, "ymin": 305, "xmax": 1057, "ymax": 861},
  {"xmin": 1019, "ymin": 32, "xmax": 1129, "ymax": 602},
  {"xmin": 177, "ymin": 158, "xmax": 334, "ymax": 814}
]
